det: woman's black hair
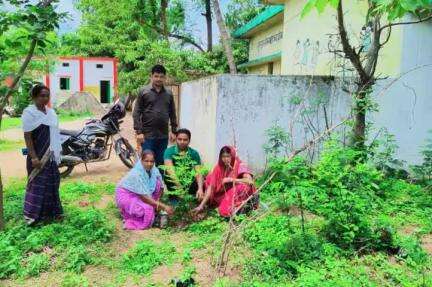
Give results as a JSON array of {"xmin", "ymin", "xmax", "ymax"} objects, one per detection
[
  {"xmin": 176, "ymin": 128, "xmax": 191, "ymax": 140},
  {"xmin": 151, "ymin": 64, "xmax": 167, "ymax": 75},
  {"xmin": 30, "ymin": 83, "xmax": 49, "ymax": 98},
  {"xmin": 219, "ymin": 146, "xmax": 232, "ymax": 157},
  {"xmin": 141, "ymin": 149, "xmax": 155, "ymax": 160}
]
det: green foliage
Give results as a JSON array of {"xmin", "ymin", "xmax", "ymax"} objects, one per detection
[
  {"xmin": 368, "ymin": 128, "xmax": 407, "ymax": 179},
  {"xmin": 122, "ymin": 240, "xmax": 176, "ymax": 275},
  {"xmin": 262, "ymin": 140, "xmax": 421, "ymax": 252},
  {"xmin": 244, "ymin": 214, "xmax": 336, "ymax": 279},
  {"xmin": 263, "ymin": 123, "xmax": 290, "ymax": 159},
  {"xmin": 224, "ymin": 0, "xmax": 265, "ymax": 72},
  {"xmin": 0, "ymin": 179, "xmax": 114, "ymax": 279},
  {"xmin": 65, "ymin": 0, "xmax": 224, "ymax": 95},
  {"xmin": 396, "ymin": 236, "xmax": 429, "ymax": 267},
  {"xmin": 0, "ymin": 116, "xmax": 21, "ymax": 130},
  {"xmin": 411, "ymin": 130, "xmax": 432, "ymax": 185},
  {"xmin": 0, "ymin": 138, "xmax": 24, "ymax": 152},
  {"xmin": 0, "ymin": 1, "xmax": 65, "ymax": 113},
  {"xmin": 9, "ymin": 77, "xmax": 33, "ymax": 115},
  {"xmin": 61, "ymin": 273, "xmax": 90, "ymax": 287},
  {"xmin": 185, "ymin": 216, "xmax": 226, "ymax": 250},
  {"xmin": 301, "ymin": 0, "xmax": 432, "ymax": 20},
  {"xmin": 0, "ymin": 110, "xmax": 91, "ymax": 132},
  {"xmin": 242, "ymin": 135, "xmax": 432, "ymax": 285}
]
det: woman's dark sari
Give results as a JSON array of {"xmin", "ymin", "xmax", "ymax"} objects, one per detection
[{"xmin": 24, "ymin": 124, "xmax": 63, "ymax": 223}]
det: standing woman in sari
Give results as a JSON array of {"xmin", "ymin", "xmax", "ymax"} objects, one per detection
[
  {"xmin": 116, "ymin": 150, "xmax": 174, "ymax": 230},
  {"xmin": 193, "ymin": 146, "xmax": 258, "ymax": 217},
  {"xmin": 22, "ymin": 84, "xmax": 63, "ymax": 225}
]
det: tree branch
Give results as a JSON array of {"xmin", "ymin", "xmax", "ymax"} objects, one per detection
[
  {"xmin": 380, "ymin": 24, "xmax": 392, "ymax": 47},
  {"xmin": 1, "ymin": 36, "xmax": 37, "ymax": 107},
  {"xmin": 337, "ymin": 0, "xmax": 368, "ymax": 83},
  {"xmin": 364, "ymin": 16, "xmax": 381, "ymax": 78},
  {"xmin": 1, "ymin": 0, "xmax": 55, "ymax": 104},
  {"xmin": 167, "ymin": 32, "xmax": 206, "ymax": 52},
  {"xmin": 138, "ymin": 19, "xmax": 205, "ymax": 52},
  {"xmin": 379, "ymin": 15, "xmax": 432, "ymax": 32}
]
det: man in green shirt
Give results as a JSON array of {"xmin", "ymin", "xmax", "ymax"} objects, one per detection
[{"xmin": 163, "ymin": 128, "xmax": 204, "ymax": 199}]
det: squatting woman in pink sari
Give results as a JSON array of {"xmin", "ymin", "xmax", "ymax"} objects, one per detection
[
  {"xmin": 115, "ymin": 150, "xmax": 174, "ymax": 230},
  {"xmin": 193, "ymin": 146, "xmax": 258, "ymax": 217}
]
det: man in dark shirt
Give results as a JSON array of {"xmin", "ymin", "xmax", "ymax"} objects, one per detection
[{"xmin": 133, "ymin": 64, "xmax": 177, "ymax": 166}]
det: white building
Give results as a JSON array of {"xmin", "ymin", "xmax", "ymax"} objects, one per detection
[{"xmin": 43, "ymin": 56, "xmax": 118, "ymax": 106}]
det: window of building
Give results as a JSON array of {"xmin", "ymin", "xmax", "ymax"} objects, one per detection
[
  {"xmin": 60, "ymin": 77, "xmax": 70, "ymax": 90},
  {"xmin": 62, "ymin": 62, "xmax": 70, "ymax": 67},
  {"xmin": 268, "ymin": 62, "xmax": 274, "ymax": 75},
  {"xmin": 96, "ymin": 64, "xmax": 103, "ymax": 69}
]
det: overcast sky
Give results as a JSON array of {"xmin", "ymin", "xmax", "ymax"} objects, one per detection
[{"xmin": 57, "ymin": 0, "xmax": 231, "ymax": 47}]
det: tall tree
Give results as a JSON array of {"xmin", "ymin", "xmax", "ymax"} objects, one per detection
[
  {"xmin": 204, "ymin": 0, "xmax": 213, "ymax": 51},
  {"xmin": 302, "ymin": 0, "xmax": 432, "ymax": 148},
  {"xmin": 211, "ymin": 0, "xmax": 237, "ymax": 74},
  {"xmin": 193, "ymin": 0, "xmax": 213, "ymax": 51},
  {"xmin": 0, "ymin": 0, "xmax": 65, "ymax": 230},
  {"xmin": 160, "ymin": 0, "xmax": 169, "ymax": 40},
  {"xmin": 224, "ymin": 0, "xmax": 264, "ymax": 71},
  {"xmin": 71, "ymin": 0, "xmax": 220, "ymax": 94}
]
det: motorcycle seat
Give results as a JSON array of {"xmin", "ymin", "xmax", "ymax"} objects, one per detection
[{"xmin": 60, "ymin": 129, "xmax": 81, "ymax": 137}]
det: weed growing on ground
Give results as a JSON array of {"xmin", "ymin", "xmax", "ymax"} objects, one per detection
[
  {"xmin": 122, "ymin": 240, "xmax": 176, "ymax": 275},
  {"xmin": 240, "ymin": 136, "xmax": 432, "ymax": 286}
]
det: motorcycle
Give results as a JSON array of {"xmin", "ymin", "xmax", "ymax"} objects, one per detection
[{"xmin": 58, "ymin": 100, "xmax": 136, "ymax": 177}]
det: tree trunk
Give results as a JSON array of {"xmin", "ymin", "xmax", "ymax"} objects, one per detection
[
  {"xmin": 205, "ymin": 0, "xmax": 213, "ymax": 52},
  {"xmin": 0, "ymin": 105, "xmax": 3, "ymax": 132},
  {"xmin": 352, "ymin": 90, "xmax": 367, "ymax": 149},
  {"xmin": 211, "ymin": 0, "xmax": 237, "ymax": 74},
  {"xmin": 351, "ymin": 81, "xmax": 373, "ymax": 149},
  {"xmin": 160, "ymin": 0, "xmax": 169, "ymax": 40},
  {"xmin": 0, "ymin": 169, "xmax": 3, "ymax": 230}
]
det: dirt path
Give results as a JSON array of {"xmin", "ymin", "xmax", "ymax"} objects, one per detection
[{"xmin": 0, "ymin": 113, "xmax": 136, "ymax": 184}]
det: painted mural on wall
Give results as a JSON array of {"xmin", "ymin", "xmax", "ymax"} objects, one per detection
[
  {"xmin": 291, "ymin": 21, "xmax": 376, "ymax": 80},
  {"xmin": 283, "ymin": 0, "xmax": 402, "ymax": 77},
  {"xmin": 293, "ymin": 38, "xmax": 322, "ymax": 72}
]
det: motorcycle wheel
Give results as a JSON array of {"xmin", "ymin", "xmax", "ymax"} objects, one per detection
[
  {"xmin": 115, "ymin": 138, "xmax": 136, "ymax": 168},
  {"xmin": 58, "ymin": 164, "xmax": 74, "ymax": 178}
]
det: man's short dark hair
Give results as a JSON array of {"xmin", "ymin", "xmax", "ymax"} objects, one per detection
[
  {"xmin": 176, "ymin": 128, "xmax": 191, "ymax": 140},
  {"xmin": 151, "ymin": 64, "xmax": 167, "ymax": 75}
]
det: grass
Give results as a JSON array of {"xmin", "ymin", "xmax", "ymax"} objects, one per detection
[
  {"xmin": 1, "ymin": 110, "xmax": 93, "ymax": 131},
  {"xmin": 2, "ymin": 159, "xmax": 431, "ymax": 286},
  {"xmin": 0, "ymin": 178, "xmax": 224, "ymax": 286},
  {"xmin": 1, "ymin": 117, "xmax": 21, "ymax": 130},
  {"xmin": 0, "ymin": 139, "xmax": 25, "ymax": 152}
]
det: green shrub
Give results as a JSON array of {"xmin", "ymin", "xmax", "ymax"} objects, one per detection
[
  {"xmin": 244, "ymin": 214, "xmax": 330, "ymax": 277},
  {"xmin": 263, "ymin": 141, "xmax": 399, "ymax": 252}
]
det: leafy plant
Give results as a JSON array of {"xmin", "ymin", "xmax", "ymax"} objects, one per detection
[
  {"xmin": 411, "ymin": 130, "xmax": 432, "ymax": 185},
  {"xmin": 263, "ymin": 123, "xmax": 291, "ymax": 159},
  {"xmin": 122, "ymin": 240, "xmax": 176, "ymax": 275},
  {"xmin": 0, "ymin": 180, "xmax": 114, "ymax": 279},
  {"xmin": 368, "ymin": 128, "xmax": 407, "ymax": 179}
]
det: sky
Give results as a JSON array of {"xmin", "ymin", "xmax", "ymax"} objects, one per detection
[{"xmin": 56, "ymin": 0, "xmax": 231, "ymax": 48}]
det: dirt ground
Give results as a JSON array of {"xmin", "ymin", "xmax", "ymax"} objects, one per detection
[{"xmin": 0, "ymin": 113, "xmax": 137, "ymax": 184}]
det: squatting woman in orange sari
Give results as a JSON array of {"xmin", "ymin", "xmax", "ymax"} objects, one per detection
[{"xmin": 193, "ymin": 146, "xmax": 258, "ymax": 217}]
